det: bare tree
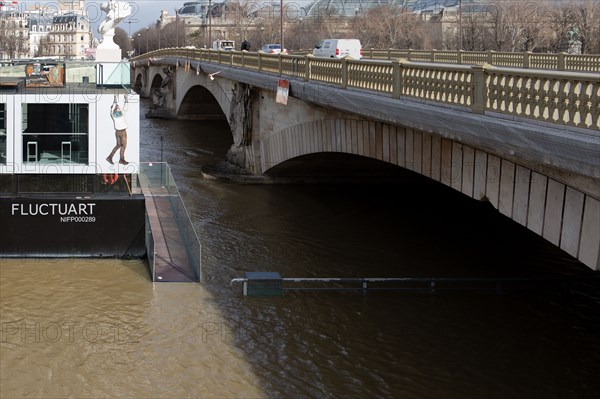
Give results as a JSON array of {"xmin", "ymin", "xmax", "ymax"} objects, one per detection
[
  {"xmin": 545, "ymin": 1, "xmax": 577, "ymax": 52},
  {"xmin": 226, "ymin": 0, "xmax": 261, "ymax": 48},
  {"xmin": 0, "ymin": 26, "xmax": 28, "ymax": 59},
  {"xmin": 567, "ymin": 0, "xmax": 600, "ymax": 53},
  {"xmin": 113, "ymin": 27, "xmax": 132, "ymax": 59},
  {"xmin": 354, "ymin": 6, "xmax": 425, "ymax": 49}
]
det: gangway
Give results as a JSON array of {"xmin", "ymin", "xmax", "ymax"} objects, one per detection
[{"xmin": 139, "ymin": 162, "xmax": 201, "ymax": 282}]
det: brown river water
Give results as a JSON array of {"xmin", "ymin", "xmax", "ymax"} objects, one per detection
[{"xmin": 1, "ymin": 99, "xmax": 599, "ymax": 398}]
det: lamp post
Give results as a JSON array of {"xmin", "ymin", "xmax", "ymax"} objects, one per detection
[
  {"xmin": 458, "ymin": 0, "xmax": 463, "ymax": 50},
  {"xmin": 175, "ymin": 8, "xmax": 179, "ymax": 48},
  {"xmin": 208, "ymin": 0, "xmax": 212, "ymax": 49},
  {"xmin": 280, "ymin": 0, "xmax": 283, "ymax": 51},
  {"xmin": 137, "ymin": 33, "xmax": 141, "ymax": 54},
  {"xmin": 145, "ymin": 26, "xmax": 149, "ymax": 52},
  {"xmin": 156, "ymin": 20, "xmax": 161, "ymax": 49}
]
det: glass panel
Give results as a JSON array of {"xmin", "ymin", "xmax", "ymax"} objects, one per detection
[
  {"xmin": 139, "ymin": 162, "xmax": 202, "ymax": 281},
  {"xmin": 0, "ymin": 103, "xmax": 5, "ymax": 165},
  {"xmin": 22, "ymin": 103, "xmax": 88, "ymax": 164}
]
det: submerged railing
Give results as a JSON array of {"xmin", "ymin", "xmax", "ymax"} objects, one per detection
[
  {"xmin": 139, "ymin": 162, "xmax": 201, "ymax": 282},
  {"xmin": 132, "ymin": 48, "xmax": 600, "ymax": 130},
  {"xmin": 230, "ymin": 273, "xmax": 572, "ymax": 296}
]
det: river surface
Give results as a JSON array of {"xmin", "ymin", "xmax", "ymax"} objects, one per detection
[{"xmin": 1, "ymin": 99, "xmax": 599, "ymax": 398}]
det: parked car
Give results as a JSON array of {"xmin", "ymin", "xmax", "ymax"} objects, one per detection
[
  {"xmin": 313, "ymin": 39, "xmax": 362, "ymax": 59},
  {"xmin": 260, "ymin": 44, "xmax": 288, "ymax": 54}
]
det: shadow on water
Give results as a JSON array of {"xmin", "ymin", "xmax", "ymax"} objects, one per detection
[{"xmin": 137, "ymin": 99, "xmax": 600, "ymax": 399}]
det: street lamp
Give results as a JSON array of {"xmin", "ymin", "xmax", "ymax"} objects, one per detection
[
  {"xmin": 145, "ymin": 26, "xmax": 149, "ymax": 53},
  {"xmin": 156, "ymin": 19, "xmax": 161, "ymax": 49},
  {"xmin": 459, "ymin": 0, "xmax": 463, "ymax": 50},
  {"xmin": 208, "ymin": 0, "xmax": 212, "ymax": 49},
  {"xmin": 175, "ymin": 8, "xmax": 179, "ymax": 48},
  {"xmin": 137, "ymin": 33, "xmax": 141, "ymax": 54},
  {"xmin": 280, "ymin": 0, "xmax": 284, "ymax": 52}
]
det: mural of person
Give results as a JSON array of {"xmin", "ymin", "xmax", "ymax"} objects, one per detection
[{"xmin": 106, "ymin": 94, "xmax": 129, "ymax": 165}]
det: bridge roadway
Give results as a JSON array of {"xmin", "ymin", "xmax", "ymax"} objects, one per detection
[{"xmin": 131, "ymin": 49, "xmax": 600, "ymax": 271}]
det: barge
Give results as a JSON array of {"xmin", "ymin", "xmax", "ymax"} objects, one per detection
[{"xmin": 0, "ymin": 62, "xmax": 200, "ymax": 282}]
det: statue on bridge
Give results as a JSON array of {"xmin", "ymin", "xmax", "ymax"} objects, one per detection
[
  {"xmin": 146, "ymin": 68, "xmax": 174, "ymax": 118},
  {"xmin": 567, "ymin": 26, "xmax": 582, "ymax": 55}
]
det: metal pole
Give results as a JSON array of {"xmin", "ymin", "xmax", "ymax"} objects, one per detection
[
  {"xmin": 160, "ymin": 136, "xmax": 164, "ymax": 185},
  {"xmin": 208, "ymin": 0, "xmax": 212, "ymax": 48},
  {"xmin": 146, "ymin": 27, "xmax": 149, "ymax": 52},
  {"xmin": 459, "ymin": 0, "xmax": 462, "ymax": 51},
  {"xmin": 158, "ymin": 25, "xmax": 161, "ymax": 49},
  {"xmin": 280, "ymin": 0, "xmax": 284, "ymax": 51}
]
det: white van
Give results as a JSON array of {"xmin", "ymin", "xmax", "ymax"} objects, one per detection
[
  {"xmin": 313, "ymin": 39, "xmax": 362, "ymax": 59},
  {"xmin": 212, "ymin": 39, "xmax": 235, "ymax": 51}
]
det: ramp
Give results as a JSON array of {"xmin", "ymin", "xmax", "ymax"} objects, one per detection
[{"xmin": 139, "ymin": 163, "xmax": 201, "ymax": 282}]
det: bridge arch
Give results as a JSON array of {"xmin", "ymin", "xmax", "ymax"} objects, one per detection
[
  {"xmin": 133, "ymin": 73, "xmax": 143, "ymax": 93},
  {"xmin": 261, "ymin": 118, "xmax": 600, "ymax": 270},
  {"xmin": 178, "ymin": 85, "xmax": 227, "ymax": 120},
  {"xmin": 150, "ymin": 73, "xmax": 163, "ymax": 90}
]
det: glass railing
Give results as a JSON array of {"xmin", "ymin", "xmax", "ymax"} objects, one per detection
[
  {"xmin": 139, "ymin": 162, "xmax": 201, "ymax": 282},
  {"xmin": 98, "ymin": 61, "xmax": 131, "ymax": 87},
  {"xmin": 145, "ymin": 210, "xmax": 156, "ymax": 281}
]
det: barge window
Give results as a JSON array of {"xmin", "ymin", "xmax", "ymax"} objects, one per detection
[
  {"xmin": 0, "ymin": 103, "xmax": 5, "ymax": 165},
  {"xmin": 21, "ymin": 103, "xmax": 88, "ymax": 165}
]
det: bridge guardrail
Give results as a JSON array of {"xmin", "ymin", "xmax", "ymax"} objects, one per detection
[
  {"xmin": 133, "ymin": 49, "xmax": 600, "ymax": 131},
  {"xmin": 360, "ymin": 49, "xmax": 600, "ymax": 72}
]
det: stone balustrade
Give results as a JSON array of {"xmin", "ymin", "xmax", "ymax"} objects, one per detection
[
  {"xmin": 362, "ymin": 49, "xmax": 600, "ymax": 72},
  {"xmin": 133, "ymin": 48, "xmax": 599, "ymax": 131}
]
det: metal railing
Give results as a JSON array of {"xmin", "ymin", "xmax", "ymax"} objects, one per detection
[
  {"xmin": 230, "ymin": 276, "xmax": 572, "ymax": 296},
  {"xmin": 133, "ymin": 48, "xmax": 600, "ymax": 131}
]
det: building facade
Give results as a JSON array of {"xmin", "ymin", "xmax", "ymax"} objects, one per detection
[
  {"xmin": 0, "ymin": 9, "xmax": 29, "ymax": 59},
  {"xmin": 38, "ymin": 14, "xmax": 92, "ymax": 60}
]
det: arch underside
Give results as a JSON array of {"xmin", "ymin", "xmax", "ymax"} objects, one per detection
[
  {"xmin": 261, "ymin": 119, "xmax": 600, "ymax": 270},
  {"xmin": 179, "ymin": 85, "xmax": 226, "ymax": 120},
  {"xmin": 133, "ymin": 73, "xmax": 143, "ymax": 93}
]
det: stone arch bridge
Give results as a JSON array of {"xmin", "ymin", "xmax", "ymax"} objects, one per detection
[{"xmin": 131, "ymin": 51, "xmax": 599, "ymax": 270}]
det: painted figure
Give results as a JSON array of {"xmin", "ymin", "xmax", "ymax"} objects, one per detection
[{"xmin": 107, "ymin": 95, "xmax": 129, "ymax": 165}]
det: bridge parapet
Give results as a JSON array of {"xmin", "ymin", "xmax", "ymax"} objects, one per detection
[
  {"xmin": 134, "ymin": 49, "xmax": 599, "ymax": 131},
  {"xmin": 362, "ymin": 49, "xmax": 600, "ymax": 72}
]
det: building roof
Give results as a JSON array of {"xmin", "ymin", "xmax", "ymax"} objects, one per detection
[
  {"xmin": 302, "ymin": 0, "xmax": 491, "ymax": 17},
  {"xmin": 52, "ymin": 14, "xmax": 86, "ymax": 24}
]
